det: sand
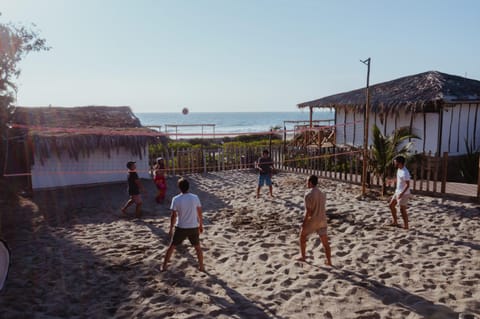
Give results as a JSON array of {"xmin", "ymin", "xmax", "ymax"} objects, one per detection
[{"xmin": 0, "ymin": 170, "xmax": 479, "ymax": 318}]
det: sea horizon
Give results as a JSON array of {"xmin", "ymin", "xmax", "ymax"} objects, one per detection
[{"xmin": 135, "ymin": 110, "xmax": 335, "ymax": 136}]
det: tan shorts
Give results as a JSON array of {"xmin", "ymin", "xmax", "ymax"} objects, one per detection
[
  {"xmin": 302, "ymin": 220, "xmax": 327, "ymax": 237},
  {"xmin": 392, "ymin": 193, "xmax": 410, "ymax": 207},
  {"xmin": 130, "ymin": 194, "xmax": 142, "ymax": 204}
]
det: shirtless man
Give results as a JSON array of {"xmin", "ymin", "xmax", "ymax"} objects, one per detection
[{"xmin": 298, "ymin": 175, "xmax": 332, "ymax": 266}]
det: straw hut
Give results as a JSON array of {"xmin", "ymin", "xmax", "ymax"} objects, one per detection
[
  {"xmin": 6, "ymin": 106, "xmax": 155, "ymax": 190},
  {"xmin": 297, "ymin": 71, "xmax": 480, "ymax": 156}
]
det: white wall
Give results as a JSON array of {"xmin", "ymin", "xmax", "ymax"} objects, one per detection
[
  {"xmin": 335, "ymin": 104, "xmax": 480, "ymax": 155},
  {"xmin": 335, "ymin": 107, "xmax": 436, "ymax": 153},
  {"xmin": 440, "ymin": 103, "xmax": 480, "ymax": 155},
  {"xmin": 31, "ymin": 146, "xmax": 150, "ymax": 189},
  {"xmin": 407, "ymin": 112, "xmax": 440, "ymax": 154},
  {"xmin": 335, "ymin": 109, "xmax": 364, "ymax": 147}
]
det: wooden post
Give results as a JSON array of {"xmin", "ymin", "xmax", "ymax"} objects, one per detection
[
  {"xmin": 441, "ymin": 152, "xmax": 448, "ymax": 194},
  {"xmin": 203, "ymin": 149, "xmax": 207, "ymax": 174},
  {"xmin": 361, "ymin": 57, "xmax": 371, "ymax": 196},
  {"xmin": 426, "ymin": 151, "xmax": 432, "ymax": 192},
  {"xmin": 477, "ymin": 153, "xmax": 480, "ymax": 201}
]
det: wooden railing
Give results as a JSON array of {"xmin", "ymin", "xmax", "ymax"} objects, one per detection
[{"xmin": 151, "ymin": 146, "xmax": 480, "ymax": 201}]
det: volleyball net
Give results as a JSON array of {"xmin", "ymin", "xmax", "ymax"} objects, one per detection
[
  {"xmin": 3, "ymin": 121, "xmax": 479, "ymax": 199},
  {"xmin": 3, "ymin": 123, "xmax": 364, "ymax": 177}
]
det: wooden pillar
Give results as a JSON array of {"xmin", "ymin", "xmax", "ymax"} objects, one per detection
[
  {"xmin": 477, "ymin": 153, "xmax": 480, "ymax": 201},
  {"xmin": 441, "ymin": 152, "xmax": 448, "ymax": 194},
  {"xmin": 423, "ymin": 112, "xmax": 427, "ymax": 153},
  {"xmin": 203, "ymin": 148, "xmax": 207, "ymax": 174},
  {"xmin": 309, "ymin": 106, "xmax": 313, "ymax": 128}
]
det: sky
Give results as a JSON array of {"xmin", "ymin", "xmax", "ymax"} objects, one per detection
[{"xmin": 1, "ymin": 0, "xmax": 479, "ymax": 113}]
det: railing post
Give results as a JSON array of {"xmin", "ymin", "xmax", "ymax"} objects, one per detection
[
  {"xmin": 172, "ymin": 149, "xmax": 176, "ymax": 176},
  {"xmin": 203, "ymin": 148, "xmax": 207, "ymax": 174},
  {"xmin": 441, "ymin": 152, "xmax": 448, "ymax": 194},
  {"xmin": 477, "ymin": 153, "xmax": 480, "ymax": 201},
  {"xmin": 426, "ymin": 151, "xmax": 432, "ymax": 192}
]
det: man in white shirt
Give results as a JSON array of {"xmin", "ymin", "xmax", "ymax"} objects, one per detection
[
  {"xmin": 389, "ymin": 156, "xmax": 411, "ymax": 229},
  {"xmin": 162, "ymin": 178, "xmax": 204, "ymax": 271}
]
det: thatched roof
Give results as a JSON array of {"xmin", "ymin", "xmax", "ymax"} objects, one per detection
[
  {"xmin": 297, "ymin": 71, "xmax": 480, "ymax": 113},
  {"xmin": 11, "ymin": 106, "xmax": 142, "ymax": 128},
  {"xmin": 9, "ymin": 106, "xmax": 158, "ymax": 163}
]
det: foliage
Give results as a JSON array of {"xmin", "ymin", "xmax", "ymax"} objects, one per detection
[
  {"xmin": 149, "ymin": 134, "xmax": 282, "ymax": 160},
  {"xmin": 369, "ymin": 124, "xmax": 419, "ymax": 195},
  {"xmin": 0, "ymin": 13, "xmax": 50, "ymax": 179},
  {"xmin": 223, "ymin": 133, "xmax": 282, "ymax": 144},
  {"xmin": 459, "ymin": 139, "xmax": 480, "ymax": 183}
]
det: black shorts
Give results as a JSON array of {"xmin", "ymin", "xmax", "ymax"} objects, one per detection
[{"xmin": 172, "ymin": 227, "xmax": 200, "ymax": 246}]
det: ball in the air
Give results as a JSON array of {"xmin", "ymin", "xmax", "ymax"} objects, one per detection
[{"xmin": 182, "ymin": 107, "xmax": 189, "ymax": 115}]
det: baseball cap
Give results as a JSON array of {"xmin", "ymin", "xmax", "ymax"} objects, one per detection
[{"xmin": 126, "ymin": 161, "xmax": 136, "ymax": 169}]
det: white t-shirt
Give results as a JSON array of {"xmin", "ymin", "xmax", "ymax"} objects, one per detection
[
  {"xmin": 170, "ymin": 193, "xmax": 201, "ymax": 228},
  {"xmin": 396, "ymin": 167, "xmax": 411, "ymax": 195}
]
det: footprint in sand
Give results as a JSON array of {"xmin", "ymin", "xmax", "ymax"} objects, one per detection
[{"xmin": 258, "ymin": 253, "xmax": 268, "ymax": 261}]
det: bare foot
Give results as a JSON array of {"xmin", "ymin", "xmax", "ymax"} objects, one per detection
[
  {"xmin": 199, "ymin": 266, "xmax": 205, "ymax": 272},
  {"xmin": 325, "ymin": 260, "xmax": 332, "ymax": 266},
  {"xmin": 296, "ymin": 256, "xmax": 306, "ymax": 262},
  {"xmin": 161, "ymin": 265, "xmax": 168, "ymax": 272},
  {"xmin": 120, "ymin": 209, "xmax": 127, "ymax": 217}
]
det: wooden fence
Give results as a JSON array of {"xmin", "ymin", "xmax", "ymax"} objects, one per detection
[{"xmin": 152, "ymin": 146, "xmax": 480, "ymax": 201}]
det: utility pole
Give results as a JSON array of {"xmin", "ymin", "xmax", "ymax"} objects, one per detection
[{"xmin": 361, "ymin": 58, "xmax": 371, "ymax": 196}]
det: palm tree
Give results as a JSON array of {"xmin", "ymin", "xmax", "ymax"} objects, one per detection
[{"xmin": 370, "ymin": 124, "xmax": 419, "ymax": 196}]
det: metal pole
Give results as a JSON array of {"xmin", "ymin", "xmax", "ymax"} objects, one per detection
[{"xmin": 361, "ymin": 58, "xmax": 371, "ymax": 196}]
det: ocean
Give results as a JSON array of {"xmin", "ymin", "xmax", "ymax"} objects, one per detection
[{"xmin": 136, "ymin": 111, "xmax": 335, "ymax": 137}]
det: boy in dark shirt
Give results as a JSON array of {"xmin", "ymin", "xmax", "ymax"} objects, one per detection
[
  {"xmin": 121, "ymin": 161, "xmax": 146, "ymax": 218},
  {"xmin": 255, "ymin": 149, "xmax": 274, "ymax": 198}
]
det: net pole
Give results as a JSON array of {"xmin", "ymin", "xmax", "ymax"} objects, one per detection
[{"xmin": 361, "ymin": 57, "xmax": 371, "ymax": 196}]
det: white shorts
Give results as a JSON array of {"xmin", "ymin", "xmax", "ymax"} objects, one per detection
[{"xmin": 392, "ymin": 193, "xmax": 410, "ymax": 207}]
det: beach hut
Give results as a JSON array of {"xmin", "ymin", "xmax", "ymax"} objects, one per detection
[
  {"xmin": 6, "ymin": 106, "xmax": 154, "ymax": 190},
  {"xmin": 297, "ymin": 71, "xmax": 480, "ymax": 156}
]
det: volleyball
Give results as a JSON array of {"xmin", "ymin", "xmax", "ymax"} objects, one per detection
[{"xmin": 182, "ymin": 107, "xmax": 189, "ymax": 115}]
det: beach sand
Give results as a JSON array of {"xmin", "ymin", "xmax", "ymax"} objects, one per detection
[{"xmin": 0, "ymin": 170, "xmax": 479, "ymax": 318}]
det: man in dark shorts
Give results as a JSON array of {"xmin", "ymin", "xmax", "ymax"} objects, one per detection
[
  {"xmin": 256, "ymin": 149, "xmax": 274, "ymax": 198},
  {"xmin": 162, "ymin": 177, "xmax": 204, "ymax": 271},
  {"xmin": 121, "ymin": 161, "xmax": 146, "ymax": 218}
]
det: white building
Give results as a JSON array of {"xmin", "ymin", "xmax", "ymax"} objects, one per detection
[
  {"xmin": 298, "ymin": 71, "xmax": 480, "ymax": 156},
  {"xmin": 7, "ymin": 106, "xmax": 154, "ymax": 190}
]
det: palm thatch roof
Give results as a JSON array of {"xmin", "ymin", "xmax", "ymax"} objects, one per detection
[
  {"xmin": 297, "ymin": 71, "xmax": 480, "ymax": 113},
  {"xmin": 10, "ymin": 106, "xmax": 157, "ymax": 163},
  {"xmin": 11, "ymin": 106, "xmax": 142, "ymax": 128}
]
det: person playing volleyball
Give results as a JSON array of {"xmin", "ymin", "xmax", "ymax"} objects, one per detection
[
  {"xmin": 298, "ymin": 175, "xmax": 332, "ymax": 266},
  {"xmin": 255, "ymin": 149, "xmax": 274, "ymax": 198},
  {"xmin": 121, "ymin": 161, "xmax": 146, "ymax": 218},
  {"xmin": 162, "ymin": 177, "xmax": 204, "ymax": 272},
  {"xmin": 153, "ymin": 157, "xmax": 167, "ymax": 204}
]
